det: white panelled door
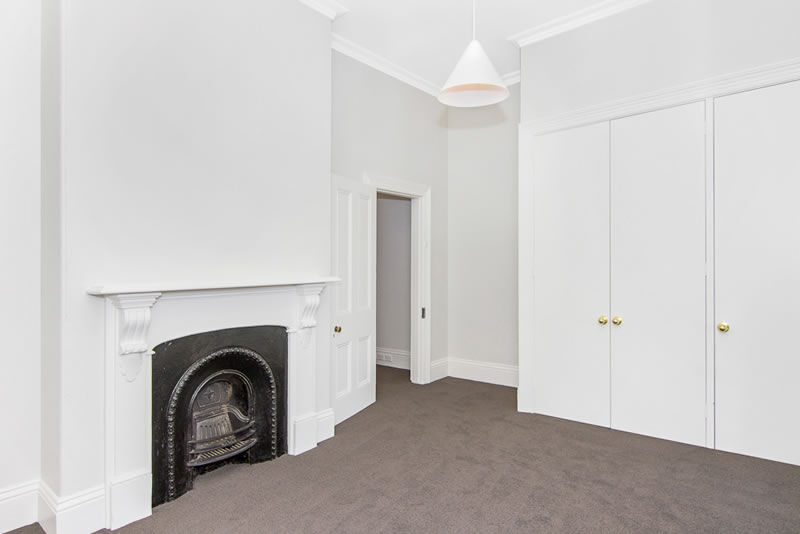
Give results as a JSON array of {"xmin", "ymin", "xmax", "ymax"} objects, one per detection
[
  {"xmin": 332, "ymin": 174, "xmax": 377, "ymax": 424},
  {"xmin": 715, "ymin": 80, "xmax": 800, "ymax": 465},
  {"xmin": 532, "ymin": 122, "xmax": 611, "ymax": 427},
  {"xmin": 609, "ymin": 102, "xmax": 707, "ymax": 446}
]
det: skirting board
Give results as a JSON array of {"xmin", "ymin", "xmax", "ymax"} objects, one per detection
[
  {"xmin": 0, "ymin": 480, "xmax": 38, "ymax": 533},
  {"xmin": 430, "ymin": 358, "xmax": 448, "ymax": 382},
  {"xmin": 38, "ymin": 481, "xmax": 105, "ymax": 534},
  {"xmin": 447, "ymin": 358, "xmax": 519, "ymax": 388},
  {"xmin": 316, "ymin": 408, "xmax": 335, "ymax": 443},
  {"xmin": 376, "ymin": 347, "xmax": 410, "ymax": 370},
  {"xmin": 108, "ymin": 471, "xmax": 151, "ymax": 530}
]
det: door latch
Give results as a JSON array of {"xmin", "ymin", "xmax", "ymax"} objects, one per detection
[{"xmin": 421, "ymin": 307, "xmax": 426, "ymax": 319}]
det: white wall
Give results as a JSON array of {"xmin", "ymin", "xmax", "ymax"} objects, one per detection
[
  {"xmin": 332, "ymin": 51, "xmax": 449, "ymax": 363},
  {"xmin": 376, "ymin": 196, "xmax": 411, "ymax": 353},
  {"xmin": 0, "ymin": 0, "xmax": 41, "ymax": 530},
  {"xmin": 447, "ymin": 86, "xmax": 520, "ymax": 369},
  {"xmin": 43, "ymin": 0, "xmax": 333, "ymax": 516},
  {"xmin": 521, "ymin": 0, "xmax": 800, "ymax": 122}
]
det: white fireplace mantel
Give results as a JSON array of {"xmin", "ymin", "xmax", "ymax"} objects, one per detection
[
  {"xmin": 87, "ymin": 276, "xmax": 339, "ymax": 297},
  {"xmin": 88, "ymin": 277, "xmax": 338, "ymax": 530}
]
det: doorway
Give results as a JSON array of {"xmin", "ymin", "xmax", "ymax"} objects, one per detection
[
  {"xmin": 376, "ymin": 193, "xmax": 412, "ymax": 380},
  {"xmin": 331, "ymin": 173, "xmax": 432, "ymax": 424},
  {"xmin": 369, "ymin": 173, "xmax": 432, "ymax": 386}
]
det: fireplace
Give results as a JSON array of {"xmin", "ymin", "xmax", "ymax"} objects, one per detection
[
  {"xmin": 151, "ymin": 326, "xmax": 287, "ymax": 506},
  {"xmin": 89, "ymin": 280, "xmax": 334, "ymax": 531}
]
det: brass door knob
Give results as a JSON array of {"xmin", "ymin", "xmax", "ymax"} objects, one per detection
[
  {"xmin": 717, "ymin": 322, "xmax": 729, "ymax": 333},
  {"xmin": 611, "ymin": 316, "xmax": 623, "ymax": 326},
  {"xmin": 334, "ymin": 326, "xmax": 342, "ymax": 333},
  {"xmin": 598, "ymin": 316, "xmax": 609, "ymax": 325}
]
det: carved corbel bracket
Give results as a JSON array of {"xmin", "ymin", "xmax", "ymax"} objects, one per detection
[
  {"xmin": 110, "ymin": 292, "xmax": 161, "ymax": 381},
  {"xmin": 295, "ymin": 283, "xmax": 326, "ymax": 346}
]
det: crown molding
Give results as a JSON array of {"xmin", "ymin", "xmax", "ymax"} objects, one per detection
[
  {"xmin": 296, "ymin": 0, "xmax": 349, "ymax": 21},
  {"xmin": 332, "ymin": 33, "xmax": 441, "ymax": 97},
  {"xmin": 332, "ymin": 34, "xmax": 520, "ymax": 98},
  {"xmin": 508, "ymin": 0, "xmax": 654, "ymax": 48},
  {"xmin": 502, "ymin": 70, "xmax": 521, "ymax": 86},
  {"xmin": 520, "ymin": 56, "xmax": 800, "ymax": 136}
]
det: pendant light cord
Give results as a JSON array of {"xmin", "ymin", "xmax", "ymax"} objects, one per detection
[{"xmin": 472, "ymin": 0, "xmax": 476, "ymax": 40}]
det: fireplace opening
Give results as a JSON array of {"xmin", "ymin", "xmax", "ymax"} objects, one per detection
[
  {"xmin": 152, "ymin": 326, "xmax": 287, "ymax": 506},
  {"xmin": 187, "ymin": 370, "xmax": 257, "ymax": 467}
]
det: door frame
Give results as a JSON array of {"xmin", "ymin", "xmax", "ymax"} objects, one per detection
[{"xmin": 365, "ymin": 173, "xmax": 433, "ymax": 384}]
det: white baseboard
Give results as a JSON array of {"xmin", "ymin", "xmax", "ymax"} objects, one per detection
[
  {"xmin": 376, "ymin": 351, "xmax": 517, "ymax": 388},
  {"xmin": 447, "ymin": 357, "xmax": 519, "ymax": 388},
  {"xmin": 109, "ymin": 471, "xmax": 151, "ymax": 530},
  {"xmin": 430, "ymin": 358, "xmax": 448, "ymax": 382},
  {"xmin": 291, "ymin": 413, "xmax": 320, "ymax": 455},
  {"xmin": 316, "ymin": 408, "xmax": 335, "ymax": 442},
  {"xmin": 376, "ymin": 347, "xmax": 410, "ymax": 370},
  {"xmin": 0, "ymin": 480, "xmax": 38, "ymax": 533},
  {"xmin": 38, "ymin": 481, "xmax": 105, "ymax": 534}
]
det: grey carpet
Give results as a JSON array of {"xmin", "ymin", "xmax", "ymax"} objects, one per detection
[{"xmin": 12, "ymin": 367, "xmax": 800, "ymax": 533}]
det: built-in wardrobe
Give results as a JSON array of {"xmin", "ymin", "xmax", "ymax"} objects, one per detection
[{"xmin": 518, "ymin": 78, "xmax": 800, "ymax": 466}]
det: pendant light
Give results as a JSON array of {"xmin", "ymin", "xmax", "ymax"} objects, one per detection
[{"xmin": 438, "ymin": 0, "xmax": 509, "ymax": 108}]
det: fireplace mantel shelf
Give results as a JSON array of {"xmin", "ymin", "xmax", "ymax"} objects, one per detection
[{"xmin": 87, "ymin": 276, "xmax": 339, "ymax": 296}]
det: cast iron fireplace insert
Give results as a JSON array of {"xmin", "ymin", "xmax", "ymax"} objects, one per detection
[{"xmin": 151, "ymin": 326, "xmax": 287, "ymax": 506}]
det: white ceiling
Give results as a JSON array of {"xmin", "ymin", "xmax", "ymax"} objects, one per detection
[{"xmin": 328, "ymin": 0, "xmax": 628, "ymax": 95}]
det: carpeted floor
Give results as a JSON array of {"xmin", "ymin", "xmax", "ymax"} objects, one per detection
[{"xmin": 13, "ymin": 366, "xmax": 800, "ymax": 533}]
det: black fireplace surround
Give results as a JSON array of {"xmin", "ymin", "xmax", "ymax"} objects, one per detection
[{"xmin": 151, "ymin": 326, "xmax": 287, "ymax": 506}]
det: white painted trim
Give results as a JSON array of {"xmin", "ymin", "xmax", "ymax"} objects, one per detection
[
  {"xmin": 296, "ymin": 0, "xmax": 349, "ymax": 21},
  {"xmin": 447, "ymin": 358, "xmax": 519, "ymax": 388},
  {"xmin": 108, "ymin": 471, "xmax": 150, "ymax": 530},
  {"xmin": 293, "ymin": 412, "xmax": 322, "ymax": 455},
  {"xmin": 520, "ymin": 57, "xmax": 800, "ymax": 136},
  {"xmin": 87, "ymin": 276, "xmax": 338, "ymax": 296},
  {"xmin": 377, "ymin": 347, "xmax": 410, "ymax": 370},
  {"xmin": 704, "ymin": 97, "xmax": 716, "ymax": 449},
  {"xmin": 332, "ymin": 34, "xmax": 520, "ymax": 99},
  {"xmin": 502, "ymin": 70, "xmax": 521, "ymax": 87},
  {"xmin": 508, "ymin": 0, "xmax": 654, "ymax": 47},
  {"xmin": 38, "ymin": 481, "xmax": 105, "ymax": 534},
  {"xmin": 316, "ymin": 408, "xmax": 336, "ymax": 442},
  {"xmin": 430, "ymin": 358, "xmax": 448, "ymax": 382},
  {"xmin": 517, "ymin": 125, "xmax": 536, "ymax": 412},
  {"xmin": 332, "ymin": 33, "xmax": 440, "ymax": 97},
  {"xmin": 0, "ymin": 480, "xmax": 38, "ymax": 533},
  {"xmin": 365, "ymin": 173, "xmax": 429, "ymax": 198},
  {"xmin": 365, "ymin": 174, "xmax": 432, "ymax": 386}
]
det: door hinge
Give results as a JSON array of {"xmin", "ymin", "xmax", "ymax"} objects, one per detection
[{"xmin": 421, "ymin": 307, "xmax": 426, "ymax": 319}]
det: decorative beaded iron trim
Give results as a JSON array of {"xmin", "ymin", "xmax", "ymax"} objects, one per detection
[{"xmin": 165, "ymin": 346, "xmax": 278, "ymax": 500}]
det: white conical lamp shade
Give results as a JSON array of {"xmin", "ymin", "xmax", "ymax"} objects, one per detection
[{"xmin": 438, "ymin": 40, "xmax": 509, "ymax": 108}]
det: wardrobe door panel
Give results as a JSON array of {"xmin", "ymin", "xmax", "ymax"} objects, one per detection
[
  {"xmin": 532, "ymin": 123, "xmax": 610, "ymax": 427},
  {"xmin": 610, "ymin": 102, "xmax": 707, "ymax": 446},
  {"xmin": 715, "ymin": 80, "xmax": 800, "ymax": 465}
]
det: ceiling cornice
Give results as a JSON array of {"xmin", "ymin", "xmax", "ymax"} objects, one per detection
[
  {"xmin": 332, "ymin": 33, "xmax": 441, "ymax": 97},
  {"xmin": 297, "ymin": 0, "xmax": 349, "ymax": 21},
  {"xmin": 332, "ymin": 34, "xmax": 521, "ymax": 100},
  {"xmin": 502, "ymin": 70, "xmax": 521, "ymax": 86},
  {"xmin": 507, "ymin": 0, "xmax": 654, "ymax": 47}
]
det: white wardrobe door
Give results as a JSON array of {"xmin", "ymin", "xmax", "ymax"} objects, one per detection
[
  {"xmin": 715, "ymin": 80, "xmax": 800, "ymax": 465},
  {"xmin": 610, "ymin": 102, "xmax": 707, "ymax": 446},
  {"xmin": 532, "ymin": 122, "xmax": 610, "ymax": 427}
]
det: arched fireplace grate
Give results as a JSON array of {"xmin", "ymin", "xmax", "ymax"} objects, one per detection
[{"xmin": 152, "ymin": 327, "xmax": 287, "ymax": 506}]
